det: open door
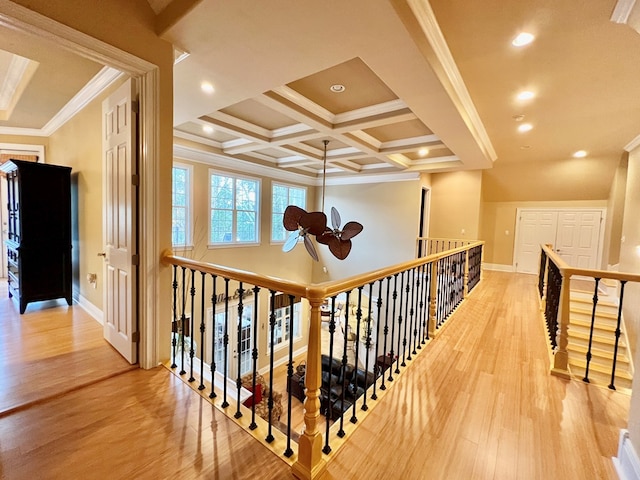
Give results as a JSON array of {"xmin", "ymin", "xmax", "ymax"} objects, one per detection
[{"xmin": 102, "ymin": 78, "xmax": 138, "ymax": 364}]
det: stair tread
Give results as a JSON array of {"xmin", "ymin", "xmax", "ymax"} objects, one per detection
[
  {"xmin": 568, "ymin": 357, "xmax": 633, "ymax": 379},
  {"xmin": 568, "ymin": 329, "xmax": 627, "ymax": 347},
  {"xmin": 570, "ymin": 306, "xmax": 619, "ymax": 319},
  {"xmin": 567, "ymin": 343, "xmax": 630, "ymax": 363},
  {"xmin": 569, "ymin": 317, "xmax": 618, "ymax": 332}
]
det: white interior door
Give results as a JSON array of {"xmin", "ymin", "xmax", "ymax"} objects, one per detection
[
  {"xmin": 102, "ymin": 79, "xmax": 138, "ymax": 364},
  {"xmin": 515, "ymin": 211, "xmax": 558, "ymax": 273},
  {"xmin": 555, "ymin": 211, "xmax": 602, "ymax": 269}
]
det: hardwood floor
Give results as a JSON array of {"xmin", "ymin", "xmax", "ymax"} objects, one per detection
[{"xmin": 0, "ymin": 272, "xmax": 630, "ymax": 479}]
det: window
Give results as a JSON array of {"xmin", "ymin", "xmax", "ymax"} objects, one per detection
[
  {"xmin": 172, "ymin": 163, "xmax": 192, "ymax": 246},
  {"xmin": 271, "ymin": 296, "xmax": 302, "ymax": 351},
  {"xmin": 271, "ymin": 183, "xmax": 306, "ymax": 242},
  {"xmin": 209, "ymin": 171, "xmax": 260, "ymax": 245}
]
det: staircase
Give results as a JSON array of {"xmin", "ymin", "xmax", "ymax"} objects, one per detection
[{"xmin": 566, "ymin": 283, "xmax": 633, "ymax": 391}]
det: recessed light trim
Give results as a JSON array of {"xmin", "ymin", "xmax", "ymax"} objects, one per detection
[
  {"xmin": 518, "ymin": 123, "xmax": 533, "ymax": 132},
  {"xmin": 201, "ymin": 82, "xmax": 214, "ymax": 94},
  {"xmin": 512, "ymin": 32, "xmax": 535, "ymax": 47},
  {"xmin": 573, "ymin": 150, "xmax": 587, "ymax": 158},
  {"xmin": 418, "ymin": 147, "xmax": 429, "ymax": 157},
  {"xmin": 517, "ymin": 90, "xmax": 535, "ymax": 101},
  {"xmin": 329, "ymin": 84, "xmax": 346, "ymax": 93},
  {"xmin": 202, "ymin": 125, "xmax": 214, "ymax": 134}
]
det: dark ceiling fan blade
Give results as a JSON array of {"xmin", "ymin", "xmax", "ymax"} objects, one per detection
[
  {"xmin": 303, "ymin": 235, "xmax": 319, "ymax": 261},
  {"xmin": 328, "ymin": 237, "xmax": 352, "ymax": 260},
  {"xmin": 283, "ymin": 205, "xmax": 306, "ymax": 231},
  {"xmin": 330, "ymin": 206, "xmax": 341, "ymax": 230},
  {"xmin": 282, "ymin": 230, "xmax": 300, "ymax": 252},
  {"xmin": 340, "ymin": 221, "xmax": 363, "ymax": 241},
  {"xmin": 300, "ymin": 211, "xmax": 327, "ymax": 236}
]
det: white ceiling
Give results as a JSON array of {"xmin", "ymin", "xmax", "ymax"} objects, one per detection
[{"xmin": 1, "ymin": 0, "xmax": 639, "ymax": 197}]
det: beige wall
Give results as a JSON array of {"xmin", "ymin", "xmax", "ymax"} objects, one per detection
[
  {"xmin": 310, "ymin": 179, "xmax": 423, "ymax": 283},
  {"xmin": 621, "ymin": 146, "xmax": 640, "ymax": 450},
  {"xmin": 602, "ymin": 155, "xmax": 628, "ymax": 268},
  {"xmin": 429, "ymin": 170, "xmax": 482, "ymax": 240},
  {"xmin": 46, "ymin": 78, "xmax": 127, "ymax": 309},
  {"xmin": 480, "ymin": 199, "xmax": 608, "ymax": 267}
]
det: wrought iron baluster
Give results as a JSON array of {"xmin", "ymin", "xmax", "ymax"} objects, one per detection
[
  {"xmin": 188, "ymin": 268, "xmax": 196, "ymax": 383},
  {"xmin": 425, "ymin": 262, "xmax": 431, "ymax": 341},
  {"xmin": 388, "ymin": 275, "xmax": 398, "ymax": 381},
  {"xmin": 266, "ymin": 291, "xmax": 277, "ymax": 443},
  {"xmin": 180, "ymin": 266, "xmax": 187, "ymax": 375},
  {"xmin": 284, "ymin": 294, "xmax": 295, "ymax": 458},
  {"xmin": 411, "ymin": 267, "xmax": 418, "ymax": 356},
  {"xmin": 209, "ymin": 274, "xmax": 217, "ymax": 399},
  {"xmin": 171, "ymin": 265, "xmax": 178, "ymax": 368},
  {"xmin": 234, "ymin": 282, "xmax": 245, "ymax": 419},
  {"xmin": 361, "ymin": 282, "xmax": 374, "ymax": 410},
  {"xmin": 338, "ymin": 290, "xmax": 351, "ymax": 438},
  {"xmin": 402, "ymin": 270, "xmax": 410, "ymax": 366},
  {"xmin": 249, "ymin": 285, "xmax": 260, "ymax": 430},
  {"xmin": 609, "ymin": 281, "xmax": 627, "ymax": 390},
  {"xmin": 417, "ymin": 264, "xmax": 425, "ymax": 348},
  {"xmin": 198, "ymin": 271, "xmax": 206, "ymax": 390},
  {"xmin": 396, "ymin": 271, "xmax": 405, "ymax": 373},
  {"xmin": 380, "ymin": 277, "xmax": 392, "ymax": 390},
  {"xmin": 582, "ymin": 278, "xmax": 600, "ymax": 383},
  {"xmin": 323, "ymin": 295, "xmax": 337, "ymax": 454},
  {"xmin": 221, "ymin": 278, "xmax": 230, "ymax": 409},
  {"xmin": 350, "ymin": 286, "xmax": 364, "ymax": 424},
  {"xmin": 371, "ymin": 279, "xmax": 384, "ymax": 400}
]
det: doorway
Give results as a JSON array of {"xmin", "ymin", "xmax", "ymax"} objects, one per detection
[
  {"xmin": 514, "ymin": 208, "xmax": 605, "ymax": 274},
  {"xmin": 417, "ymin": 187, "xmax": 430, "ymax": 257}
]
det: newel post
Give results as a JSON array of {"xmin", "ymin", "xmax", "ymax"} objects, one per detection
[
  {"xmin": 428, "ymin": 260, "xmax": 438, "ymax": 338},
  {"xmin": 292, "ymin": 297, "xmax": 327, "ymax": 480},
  {"xmin": 551, "ymin": 272, "xmax": 571, "ymax": 378}
]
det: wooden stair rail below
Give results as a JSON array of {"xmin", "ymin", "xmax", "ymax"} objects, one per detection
[{"xmin": 540, "ymin": 244, "xmax": 640, "ymax": 379}]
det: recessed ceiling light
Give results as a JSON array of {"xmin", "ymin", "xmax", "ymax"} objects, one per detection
[
  {"xmin": 518, "ymin": 123, "xmax": 533, "ymax": 132},
  {"xmin": 202, "ymin": 125, "xmax": 214, "ymax": 134},
  {"xmin": 512, "ymin": 114, "xmax": 525, "ymax": 122},
  {"xmin": 418, "ymin": 148, "xmax": 429, "ymax": 157},
  {"xmin": 573, "ymin": 150, "xmax": 587, "ymax": 158},
  {"xmin": 329, "ymin": 84, "xmax": 346, "ymax": 93},
  {"xmin": 517, "ymin": 91, "xmax": 535, "ymax": 101},
  {"xmin": 520, "ymin": 145, "xmax": 531, "ymax": 149},
  {"xmin": 201, "ymin": 82, "xmax": 214, "ymax": 94},
  {"xmin": 512, "ymin": 32, "xmax": 535, "ymax": 47}
]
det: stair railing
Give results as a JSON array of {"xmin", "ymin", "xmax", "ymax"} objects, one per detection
[
  {"xmin": 538, "ymin": 244, "xmax": 640, "ymax": 389},
  {"xmin": 163, "ymin": 240, "xmax": 483, "ymax": 480}
]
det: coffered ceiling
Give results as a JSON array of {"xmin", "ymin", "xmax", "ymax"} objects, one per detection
[{"xmin": 1, "ymin": 0, "xmax": 640, "ymax": 196}]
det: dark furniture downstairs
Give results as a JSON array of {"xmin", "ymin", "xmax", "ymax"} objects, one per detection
[{"xmin": 1, "ymin": 159, "xmax": 72, "ymax": 314}]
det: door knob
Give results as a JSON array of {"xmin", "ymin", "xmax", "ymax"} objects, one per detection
[{"xmin": 98, "ymin": 252, "xmax": 106, "ymax": 257}]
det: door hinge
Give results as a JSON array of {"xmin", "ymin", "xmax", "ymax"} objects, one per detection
[
  {"xmin": 132, "ymin": 331, "xmax": 140, "ymax": 343},
  {"xmin": 132, "ymin": 100, "xmax": 139, "ymax": 114},
  {"xmin": 132, "ymin": 254, "xmax": 139, "ymax": 266},
  {"xmin": 132, "ymin": 174, "xmax": 139, "ymax": 186}
]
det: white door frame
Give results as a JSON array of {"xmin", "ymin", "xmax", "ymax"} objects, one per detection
[
  {"xmin": 0, "ymin": 1, "xmax": 161, "ymax": 368},
  {"xmin": 513, "ymin": 207, "xmax": 607, "ymax": 272}
]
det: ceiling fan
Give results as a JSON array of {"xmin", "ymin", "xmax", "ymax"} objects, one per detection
[{"xmin": 282, "ymin": 140, "xmax": 363, "ymax": 260}]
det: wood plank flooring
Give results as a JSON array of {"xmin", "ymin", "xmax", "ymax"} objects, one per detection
[{"xmin": 0, "ymin": 272, "xmax": 630, "ymax": 479}]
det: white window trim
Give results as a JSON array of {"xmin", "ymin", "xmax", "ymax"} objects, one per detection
[
  {"xmin": 271, "ymin": 182, "xmax": 307, "ymax": 244},
  {"xmin": 172, "ymin": 162, "xmax": 194, "ymax": 248},
  {"xmin": 268, "ymin": 301, "xmax": 302, "ymax": 353},
  {"xmin": 208, "ymin": 169, "xmax": 261, "ymax": 247}
]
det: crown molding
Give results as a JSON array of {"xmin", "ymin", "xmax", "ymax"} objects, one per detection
[
  {"xmin": 404, "ymin": 0, "xmax": 497, "ymax": 164},
  {"xmin": 0, "ymin": 66, "xmax": 122, "ymax": 137},
  {"xmin": 611, "ymin": 0, "xmax": 637, "ymax": 23}
]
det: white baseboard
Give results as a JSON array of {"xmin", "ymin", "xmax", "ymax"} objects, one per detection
[
  {"xmin": 483, "ymin": 263, "xmax": 515, "ymax": 272},
  {"xmin": 614, "ymin": 429, "xmax": 640, "ymax": 480},
  {"xmin": 76, "ymin": 294, "xmax": 104, "ymax": 325},
  {"xmin": 260, "ymin": 345, "xmax": 308, "ymax": 375}
]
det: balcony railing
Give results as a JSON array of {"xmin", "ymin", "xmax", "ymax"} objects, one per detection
[
  {"xmin": 538, "ymin": 244, "xmax": 640, "ymax": 389},
  {"xmin": 162, "ymin": 240, "xmax": 483, "ymax": 479}
]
